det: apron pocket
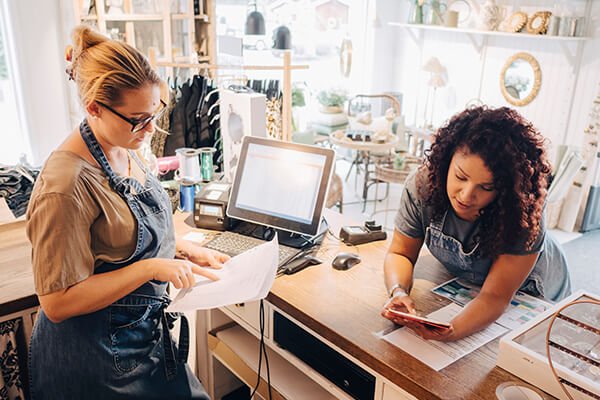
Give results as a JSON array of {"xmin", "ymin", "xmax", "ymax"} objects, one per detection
[{"xmin": 109, "ymin": 304, "xmax": 161, "ymax": 374}]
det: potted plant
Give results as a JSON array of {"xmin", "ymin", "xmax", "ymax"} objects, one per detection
[
  {"xmin": 316, "ymin": 89, "xmax": 347, "ymax": 114},
  {"xmin": 291, "ymin": 85, "xmax": 306, "ymax": 132}
]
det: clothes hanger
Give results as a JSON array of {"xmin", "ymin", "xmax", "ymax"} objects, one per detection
[
  {"xmin": 209, "ymin": 113, "xmax": 220, "ymax": 125},
  {"xmin": 204, "ymin": 87, "xmax": 219, "ymax": 103},
  {"xmin": 207, "ymin": 100, "xmax": 220, "ymax": 118}
]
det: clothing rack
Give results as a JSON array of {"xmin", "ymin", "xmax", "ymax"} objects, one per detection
[{"xmin": 148, "ymin": 48, "xmax": 308, "ymax": 142}]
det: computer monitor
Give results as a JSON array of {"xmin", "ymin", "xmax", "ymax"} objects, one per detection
[{"xmin": 227, "ymin": 136, "xmax": 335, "ymax": 240}]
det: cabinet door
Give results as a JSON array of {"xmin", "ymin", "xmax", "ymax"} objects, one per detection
[{"xmin": 382, "ymin": 383, "xmax": 418, "ymax": 400}]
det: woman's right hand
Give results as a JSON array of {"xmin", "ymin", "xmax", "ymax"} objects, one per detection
[
  {"xmin": 148, "ymin": 259, "xmax": 220, "ymax": 289},
  {"xmin": 381, "ymin": 293, "xmax": 417, "ymax": 323}
]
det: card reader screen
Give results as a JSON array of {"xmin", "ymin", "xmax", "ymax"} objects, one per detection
[
  {"xmin": 200, "ymin": 204, "xmax": 222, "ymax": 217},
  {"xmin": 346, "ymin": 226, "xmax": 365, "ymax": 234}
]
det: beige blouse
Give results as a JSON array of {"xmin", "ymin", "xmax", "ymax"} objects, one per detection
[{"xmin": 26, "ymin": 151, "xmax": 138, "ymax": 295}]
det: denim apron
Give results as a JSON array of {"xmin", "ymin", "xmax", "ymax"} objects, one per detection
[
  {"xmin": 425, "ymin": 210, "xmax": 571, "ymax": 302},
  {"xmin": 29, "ymin": 120, "xmax": 210, "ymax": 399}
]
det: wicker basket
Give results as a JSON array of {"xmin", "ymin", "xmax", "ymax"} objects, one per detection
[{"xmin": 374, "ymin": 156, "xmax": 422, "ymax": 184}]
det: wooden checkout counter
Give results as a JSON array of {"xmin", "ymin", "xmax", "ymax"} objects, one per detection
[{"xmin": 0, "ymin": 210, "xmax": 547, "ymax": 400}]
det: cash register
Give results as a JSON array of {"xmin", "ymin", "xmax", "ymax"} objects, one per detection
[{"xmin": 200, "ymin": 136, "xmax": 335, "ymax": 267}]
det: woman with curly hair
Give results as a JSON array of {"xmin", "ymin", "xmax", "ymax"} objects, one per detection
[{"xmin": 381, "ymin": 106, "xmax": 570, "ymax": 341}]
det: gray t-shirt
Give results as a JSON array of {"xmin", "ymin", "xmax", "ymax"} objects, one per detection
[{"xmin": 394, "ymin": 171, "xmax": 544, "ymax": 255}]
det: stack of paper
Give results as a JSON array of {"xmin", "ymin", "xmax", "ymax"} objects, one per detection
[{"xmin": 167, "ymin": 235, "xmax": 279, "ymax": 312}]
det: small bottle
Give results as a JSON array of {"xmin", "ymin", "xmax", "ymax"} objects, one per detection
[{"xmin": 200, "ymin": 148, "xmax": 216, "ymax": 182}]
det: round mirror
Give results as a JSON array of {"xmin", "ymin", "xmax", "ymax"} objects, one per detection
[{"xmin": 500, "ymin": 52, "xmax": 541, "ymax": 107}]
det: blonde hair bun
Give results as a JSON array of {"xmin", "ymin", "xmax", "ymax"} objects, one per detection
[
  {"xmin": 71, "ymin": 24, "xmax": 107, "ymax": 57},
  {"xmin": 67, "ymin": 24, "xmax": 160, "ymax": 108}
]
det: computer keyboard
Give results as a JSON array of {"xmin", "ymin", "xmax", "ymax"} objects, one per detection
[{"xmin": 203, "ymin": 231, "xmax": 300, "ymax": 266}]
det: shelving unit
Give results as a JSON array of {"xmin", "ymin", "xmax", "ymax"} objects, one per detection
[
  {"xmin": 72, "ymin": 0, "xmax": 216, "ymax": 72},
  {"xmin": 388, "ymin": 21, "xmax": 589, "ymax": 70}
]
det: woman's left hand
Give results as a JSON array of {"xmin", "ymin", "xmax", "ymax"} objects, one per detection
[{"xmin": 184, "ymin": 245, "xmax": 230, "ymax": 269}]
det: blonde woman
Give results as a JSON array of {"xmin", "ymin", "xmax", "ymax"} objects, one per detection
[{"xmin": 26, "ymin": 25, "xmax": 228, "ymax": 399}]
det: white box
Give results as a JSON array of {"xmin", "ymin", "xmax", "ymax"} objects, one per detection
[
  {"xmin": 220, "ymin": 89, "xmax": 266, "ymax": 183},
  {"xmin": 497, "ymin": 290, "xmax": 600, "ymax": 400}
]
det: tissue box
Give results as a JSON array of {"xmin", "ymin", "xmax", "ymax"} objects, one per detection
[{"xmin": 497, "ymin": 290, "xmax": 600, "ymax": 400}]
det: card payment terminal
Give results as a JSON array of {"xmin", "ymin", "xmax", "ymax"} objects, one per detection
[{"xmin": 193, "ymin": 182, "xmax": 235, "ymax": 231}]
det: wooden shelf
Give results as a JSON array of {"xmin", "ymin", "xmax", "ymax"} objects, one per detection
[
  {"xmin": 171, "ymin": 13, "xmax": 193, "ymax": 20},
  {"xmin": 74, "ymin": 0, "xmax": 216, "ymax": 80},
  {"xmin": 212, "ymin": 325, "xmax": 340, "ymax": 400},
  {"xmin": 104, "ymin": 14, "xmax": 163, "ymax": 22}
]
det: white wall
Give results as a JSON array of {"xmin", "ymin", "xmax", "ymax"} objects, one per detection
[
  {"xmin": 6, "ymin": 0, "xmax": 71, "ymax": 165},
  {"xmin": 374, "ymin": 0, "xmax": 600, "ymax": 163}
]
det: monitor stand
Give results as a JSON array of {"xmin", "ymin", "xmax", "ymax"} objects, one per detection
[{"xmin": 230, "ymin": 218, "xmax": 328, "ymax": 249}]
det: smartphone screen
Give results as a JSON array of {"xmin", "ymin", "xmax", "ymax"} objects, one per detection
[{"xmin": 386, "ymin": 308, "xmax": 451, "ymax": 330}]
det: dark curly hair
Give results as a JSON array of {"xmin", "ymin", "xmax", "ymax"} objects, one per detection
[{"xmin": 420, "ymin": 106, "xmax": 551, "ymax": 258}]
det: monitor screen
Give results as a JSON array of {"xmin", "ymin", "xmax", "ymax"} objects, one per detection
[{"xmin": 227, "ymin": 136, "xmax": 335, "ymax": 236}]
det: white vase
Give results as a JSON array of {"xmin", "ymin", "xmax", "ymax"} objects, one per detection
[{"xmin": 477, "ymin": 0, "xmax": 505, "ymax": 31}]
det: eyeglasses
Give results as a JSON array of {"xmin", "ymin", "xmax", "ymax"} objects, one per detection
[{"xmin": 96, "ymin": 99, "xmax": 167, "ymax": 133}]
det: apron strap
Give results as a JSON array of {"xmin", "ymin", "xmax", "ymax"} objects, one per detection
[
  {"xmin": 79, "ymin": 119, "xmax": 144, "ymax": 195},
  {"xmin": 161, "ymin": 310, "xmax": 190, "ymax": 381}
]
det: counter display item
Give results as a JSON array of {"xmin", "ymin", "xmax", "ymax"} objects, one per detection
[{"xmin": 497, "ymin": 291, "xmax": 600, "ymax": 400}]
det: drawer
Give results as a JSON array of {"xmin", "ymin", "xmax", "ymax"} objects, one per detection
[{"xmin": 223, "ymin": 301, "xmax": 268, "ymax": 337}]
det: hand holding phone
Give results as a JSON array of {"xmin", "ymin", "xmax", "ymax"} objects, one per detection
[{"xmin": 384, "ymin": 304, "xmax": 451, "ymax": 330}]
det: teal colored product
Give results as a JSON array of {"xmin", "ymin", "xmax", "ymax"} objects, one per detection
[{"xmin": 200, "ymin": 148, "xmax": 216, "ymax": 182}]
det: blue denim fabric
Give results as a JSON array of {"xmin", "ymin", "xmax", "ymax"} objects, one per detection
[
  {"xmin": 29, "ymin": 120, "xmax": 209, "ymax": 399},
  {"xmin": 425, "ymin": 210, "xmax": 571, "ymax": 302}
]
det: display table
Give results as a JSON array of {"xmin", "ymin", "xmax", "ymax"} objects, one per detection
[{"xmin": 329, "ymin": 132, "xmax": 400, "ymax": 211}]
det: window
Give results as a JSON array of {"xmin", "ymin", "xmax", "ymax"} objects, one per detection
[
  {"xmin": 215, "ymin": 0, "xmax": 369, "ymax": 94},
  {"xmin": 0, "ymin": 1, "xmax": 30, "ymax": 165}
]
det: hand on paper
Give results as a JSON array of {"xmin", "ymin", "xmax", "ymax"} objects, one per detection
[
  {"xmin": 185, "ymin": 246, "xmax": 230, "ymax": 270},
  {"xmin": 150, "ymin": 259, "xmax": 220, "ymax": 289},
  {"xmin": 407, "ymin": 322, "xmax": 455, "ymax": 342}
]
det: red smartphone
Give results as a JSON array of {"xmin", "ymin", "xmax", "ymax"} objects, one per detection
[{"xmin": 385, "ymin": 307, "xmax": 451, "ymax": 330}]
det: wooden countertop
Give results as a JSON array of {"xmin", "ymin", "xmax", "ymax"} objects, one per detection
[
  {"xmin": 4, "ymin": 210, "xmax": 549, "ymax": 399},
  {"xmin": 174, "ymin": 210, "xmax": 546, "ymax": 400},
  {"xmin": 0, "ymin": 220, "xmax": 38, "ymax": 316}
]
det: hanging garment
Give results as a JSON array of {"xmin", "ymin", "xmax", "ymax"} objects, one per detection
[{"xmin": 164, "ymin": 80, "xmax": 192, "ymax": 157}]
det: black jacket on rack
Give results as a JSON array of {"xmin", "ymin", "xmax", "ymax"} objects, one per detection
[{"xmin": 163, "ymin": 75, "xmax": 222, "ymax": 171}]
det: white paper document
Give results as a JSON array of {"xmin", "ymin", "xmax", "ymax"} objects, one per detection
[
  {"xmin": 431, "ymin": 278, "xmax": 551, "ymax": 330},
  {"xmin": 382, "ymin": 303, "xmax": 508, "ymax": 371},
  {"xmin": 167, "ymin": 235, "xmax": 279, "ymax": 312}
]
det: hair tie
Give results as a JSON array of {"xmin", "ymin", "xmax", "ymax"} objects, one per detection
[
  {"xmin": 64, "ymin": 45, "xmax": 75, "ymax": 81},
  {"xmin": 65, "ymin": 45, "xmax": 73, "ymax": 62}
]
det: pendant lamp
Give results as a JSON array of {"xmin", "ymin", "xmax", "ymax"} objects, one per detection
[
  {"xmin": 272, "ymin": 25, "xmax": 291, "ymax": 50},
  {"xmin": 245, "ymin": 1, "xmax": 265, "ymax": 35}
]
